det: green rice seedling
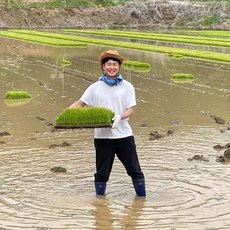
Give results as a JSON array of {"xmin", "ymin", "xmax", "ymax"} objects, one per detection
[
  {"xmin": 170, "ymin": 73, "xmax": 194, "ymax": 79},
  {"xmin": 61, "ymin": 29, "xmax": 230, "ymax": 63},
  {"xmin": 61, "ymin": 59, "xmax": 72, "ymax": 66},
  {"xmin": 168, "ymin": 53, "xmax": 183, "ymax": 59},
  {"xmin": 4, "ymin": 29, "xmax": 230, "ymax": 64},
  {"xmin": 64, "ymin": 29, "xmax": 230, "ymax": 48},
  {"xmin": 170, "ymin": 73, "xmax": 194, "ymax": 84},
  {"xmin": 4, "ymin": 91, "xmax": 32, "ymax": 99},
  {"xmin": 123, "ymin": 61, "xmax": 151, "ymax": 72},
  {"xmin": 0, "ymin": 31, "xmax": 87, "ymax": 47},
  {"xmin": 179, "ymin": 30, "xmax": 230, "ymax": 38},
  {"xmin": 123, "ymin": 61, "xmax": 151, "ymax": 69},
  {"xmin": 55, "ymin": 107, "xmax": 115, "ymax": 127}
]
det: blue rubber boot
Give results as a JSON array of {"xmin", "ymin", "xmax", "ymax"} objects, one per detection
[
  {"xmin": 132, "ymin": 178, "xmax": 146, "ymax": 196},
  {"xmin": 95, "ymin": 182, "xmax": 106, "ymax": 196}
]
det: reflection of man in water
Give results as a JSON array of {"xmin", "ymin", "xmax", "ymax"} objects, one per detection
[
  {"xmin": 94, "ymin": 197, "xmax": 145, "ymax": 229},
  {"xmin": 69, "ymin": 50, "xmax": 146, "ymax": 196}
]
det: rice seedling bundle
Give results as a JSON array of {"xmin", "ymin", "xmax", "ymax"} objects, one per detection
[
  {"xmin": 123, "ymin": 61, "xmax": 151, "ymax": 69},
  {"xmin": 168, "ymin": 53, "xmax": 183, "ymax": 59},
  {"xmin": 61, "ymin": 59, "xmax": 72, "ymax": 66},
  {"xmin": 170, "ymin": 73, "xmax": 194, "ymax": 84},
  {"xmin": 4, "ymin": 91, "xmax": 32, "ymax": 99},
  {"xmin": 170, "ymin": 73, "xmax": 194, "ymax": 79},
  {"xmin": 55, "ymin": 107, "xmax": 115, "ymax": 128}
]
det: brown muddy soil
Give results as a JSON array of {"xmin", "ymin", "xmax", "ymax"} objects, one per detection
[{"xmin": 0, "ymin": 0, "xmax": 230, "ymax": 29}]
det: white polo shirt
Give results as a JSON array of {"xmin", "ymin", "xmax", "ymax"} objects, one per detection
[{"xmin": 80, "ymin": 80, "xmax": 136, "ymax": 139}]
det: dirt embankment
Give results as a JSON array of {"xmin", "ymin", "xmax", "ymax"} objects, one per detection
[{"xmin": 0, "ymin": 0, "xmax": 230, "ymax": 29}]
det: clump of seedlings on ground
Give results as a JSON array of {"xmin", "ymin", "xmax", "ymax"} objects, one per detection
[
  {"xmin": 61, "ymin": 59, "xmax": 72, "ymax": 66},
  {"xmin": 170, "ymin": 73, "xmax": 194, "ymax": 83},
  {"xmin": 4, "ymin": 91, "xmax": 32, "ymax": 99},
  {"xmin": 55, "ymin": 107, "xmax": 115, "ymax": 128},
  {"xmin": 168, "ymin": 53, "xmax": 183, "ymax": 59},
  {"xmin": 4, "ymin": 91, "xmax": 32, "ymax": 107},
  {"xmin": 123, "ymin": 60, "xmax": 151, "ymax": 72},
  {"xmin": 170, "ymin": 73, "xmax": 194, "ymax": 79}
]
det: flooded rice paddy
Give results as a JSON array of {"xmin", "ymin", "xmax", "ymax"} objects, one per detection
[{"xmin": 0, "ymin": 36, "xmax": 230, "ymax": 229}]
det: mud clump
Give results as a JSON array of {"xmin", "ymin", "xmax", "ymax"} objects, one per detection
[
  {"xmin": 210, "ymin": 115, "xmax": 226, "ymax": 125},
  {"xmin": 216, "ymin": 149, "xmax": 230, "ymax": 163},
  {"xmin": 50, "ymin": 166, "xmax": 67, "ymax": 173},
  {"xmin": 188, "ymin": 155, "xmax": 209, "ymax": 162},
  {"xmin": 149, "ymin": 130, "xmax": 174, "ymax": 140},
  {"xmin": 213, "ymin": 143, "xmax": 230, "ymax": 150},
  {"xmin": 0, "ymin": 131, "xmax": 11, "ymax": 137},
  {"xmin": 213, "ymin": 142, "xmax": 230, "ymax": 163},
  {"xmin": 36, "ymin": 116, "xmax": 53, "ymax": 127},
  {"xmin": 49, "ymin": 141, "xmax": 71, "ymax": 148}
]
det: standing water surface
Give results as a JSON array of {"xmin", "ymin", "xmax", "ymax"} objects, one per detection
[{"xmin": 0, "ymin": 37, "xmax": 230, "ymax": 229}]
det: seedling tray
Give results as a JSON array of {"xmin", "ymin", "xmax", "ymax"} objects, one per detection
[
  {"xmin": 54, "ymin": 123, "xmax": 112, "ymax": 129},
  {"xmin": 55, "ymin": 107, "xmax": 114, "ymax": 129}
]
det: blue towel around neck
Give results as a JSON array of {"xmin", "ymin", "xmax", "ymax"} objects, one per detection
[{"xmin": 99, "ymin": 74, "xmax": 123, "ymax": 86}]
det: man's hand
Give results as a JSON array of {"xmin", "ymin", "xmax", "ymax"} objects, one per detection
[{"xmin": 112, "ymin": 115, "xmax": 121, "ymax": 128}]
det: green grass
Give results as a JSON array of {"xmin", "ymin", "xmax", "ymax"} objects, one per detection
[
  {"xmin": 4, "ymin": 91, "xmax": 32, "ymax": 99},
  {"xmin": 203, "ymin": 16, "xmax": 220, "ymax": 26},
  {"xmin": 55, "ymin": 107, "xmax": 115, "ymax": 126},
  {"xmin": 6, "ymin": 0, "xmax": 122, "ymax": 9},
  {"xmin": 2, "ymin": 29, "xmax": 230, "ymax": 63}
]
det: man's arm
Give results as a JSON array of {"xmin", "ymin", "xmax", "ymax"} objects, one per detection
[
  {"xmin": 121, "ymin": 106, "xmax": 135, "ymax": 120},
  {"xmin": 68, "ymin": 100, "xmax": 86, "ymax": 108},
  {"xmin": 112, "ymin": 107, "xmax": 135, "ymax": 128}
]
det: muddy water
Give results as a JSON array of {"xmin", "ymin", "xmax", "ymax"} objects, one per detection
[{"xmin": 0, "ymin": 38, "xmax": 230, "ymax": 229}]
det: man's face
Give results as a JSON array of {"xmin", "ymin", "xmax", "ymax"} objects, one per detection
[{"xmin": 102, "ymin": 59, "xmax": 120, "ymax": 78}]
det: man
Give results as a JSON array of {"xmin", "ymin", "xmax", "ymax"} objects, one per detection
[{"xmin": 69, "ymin": 50, "xmax": 146, "ymax": 196}]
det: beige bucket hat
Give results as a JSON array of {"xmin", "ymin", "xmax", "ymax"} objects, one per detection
[{"xmin": 99, "ymin": 50, "xmax": 125, "ymax": 69}]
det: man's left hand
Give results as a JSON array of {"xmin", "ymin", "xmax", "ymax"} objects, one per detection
[{"xmin": 112, "ymin": 115, "xmax": 121, "ymax": 128}]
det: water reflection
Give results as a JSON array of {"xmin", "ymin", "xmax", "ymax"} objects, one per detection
[
  {"xmin": 0, "ymin": 38, "xmax": 230, "ymax": 229},
  {"xmin": 94, "ymin": 196, "xmax": 145, "ymax": 229}
]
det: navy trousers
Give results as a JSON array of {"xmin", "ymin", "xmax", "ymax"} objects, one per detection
[{"xmin": 94, "ymin": 136, "xmax": 144, "ymax": 182}]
